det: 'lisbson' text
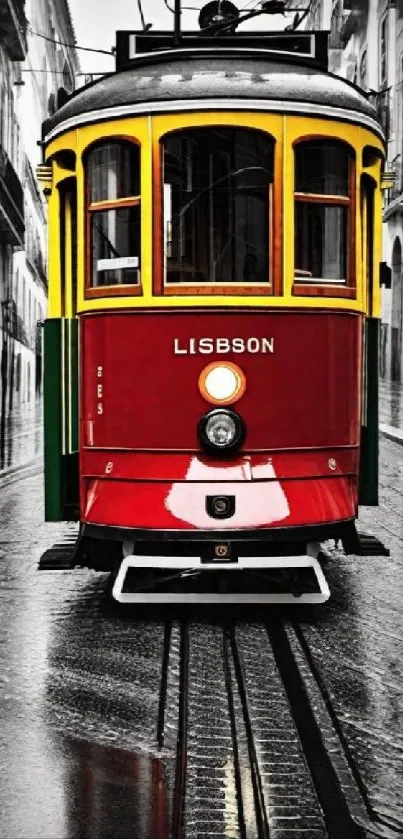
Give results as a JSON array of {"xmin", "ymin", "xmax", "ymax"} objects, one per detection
[{"xmin": 173, "ymin": 337, "xmax": 275, "ymax": 355}]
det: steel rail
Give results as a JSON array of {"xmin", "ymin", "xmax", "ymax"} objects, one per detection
[
  {"xmin": 267, "ymin": 621, "xmax": 365, "ymax": 839},
  {"xmin": 292, "ymin": 621, "xmax": 403, "ymax": 837},
  {"xmin": 157, "ymin": 621, "xmax": 173, "ymax": 749},
  {"xmin": 228, "ymin": 625, "xmax": 271, "ymax": 839},
  {"xmin": 222, "ymin": 625, "xmax": 248, "ymax": 839},
  {"xmin": 171, "ymin": 621, "xmax": 190, "ymax": 839}
]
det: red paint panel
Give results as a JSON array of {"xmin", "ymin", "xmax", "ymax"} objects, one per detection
[
  {"xmin": 81, "ymin": 310, "xmax": 362, "ymax": 451},
  {"xmin": 83, "ymin": 474, "xmax": 356, "ymax": 530}
]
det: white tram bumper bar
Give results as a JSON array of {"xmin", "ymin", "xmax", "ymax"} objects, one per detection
[{"xmin": 112, "ymin": 542, "xmax": 330, "ymax": 604}]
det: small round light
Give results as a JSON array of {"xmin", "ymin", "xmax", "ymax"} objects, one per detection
[
  {"xmin": 198, "ymin": 361, "xmax": 246, "ymax": 406},
  {"xmin": 198, "ymin": 408, "xmax": 245, "ymax": 454}
]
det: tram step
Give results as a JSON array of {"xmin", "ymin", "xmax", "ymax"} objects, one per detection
[
  {"xmin": 38, "ymin": 541, "xmax": 78, "ymax": 570},
  {"xmin": 112, "ymin": 548, "xmax": 331, "ymax": 604},
  {"xmin": 354, "ymin": 532, "xmax": 390, "ymax": 556}
]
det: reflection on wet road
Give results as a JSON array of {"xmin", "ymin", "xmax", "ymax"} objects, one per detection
[
  {"xmin": 1, "ymin": 438, "xmax": 403, "ymax": 837},
  {"xmin": 0, "ymin": 399, "xmax": 42, "ymax": 474}
]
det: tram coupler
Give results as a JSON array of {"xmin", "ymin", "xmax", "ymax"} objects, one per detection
[{"xmin": 111, "ymin": 541, "xmax": 330, "ymax": 604}]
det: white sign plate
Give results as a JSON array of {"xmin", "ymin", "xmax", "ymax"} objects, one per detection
[{"xmin": 97, "ymin": 256, "xmax": 139, "ymax": 271}]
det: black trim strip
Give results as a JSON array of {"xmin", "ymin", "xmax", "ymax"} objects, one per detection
[{"xmin": 83, "ymin": 519, "xmax": 355, "ymax": 545}]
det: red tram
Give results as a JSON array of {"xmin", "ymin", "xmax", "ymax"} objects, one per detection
[{"xmin": 39, "ymin": 2, "xmax": 388, "ymax": 602}]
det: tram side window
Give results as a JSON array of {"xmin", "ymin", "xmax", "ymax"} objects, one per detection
[
  {"xmin": 294, "ymin": 141, "xmax": 352, "ymax": 287},
  {"xmin": 162, "ymin": 128, "xmax": 273, "ymax": 289},
  {"xmin": 86, "ymin": 142, "xmax": 141, "ymax": 291}
]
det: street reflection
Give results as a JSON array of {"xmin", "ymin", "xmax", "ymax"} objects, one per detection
[
  {"xmin": 298, "ymin": 548, "xmax": 403, "ymax": 830},
  {"xmin": 379, "ymin": 378, "xmax": 403, "ymax": 428},
  {"xmin": 43, "ymin": 579, "xmax": 173, "ymax": 838},
  {"xmin": 0, "ymin": 396, "xmax": 42, "ymax": 472},
  {"xmin": 60, "ymin": 736, "xmax": 169, "ymax": 839}
]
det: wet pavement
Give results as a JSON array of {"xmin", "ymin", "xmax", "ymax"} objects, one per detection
[
  {"xmin": 0, "ymin": 398, "xmax": 42, "ymax": 475},
  {"xmin": 0, "ymin": 436, "xmax": 403, "ymax": 837},
  {"xmin": 379, "ymin": 378, "xmax": 403, "ymax": 431}
]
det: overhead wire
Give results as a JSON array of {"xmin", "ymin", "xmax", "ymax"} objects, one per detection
[
  {"xmin": 27, "ymin": 26, "xmax": 114, "ymax": 55},
  {"xmin": 286, "ymin": 0, "xmax": 314, "ymax": 29},
  {"xmin": 163, "ymin": 0, "xmax": 201, "ymax": 11}
]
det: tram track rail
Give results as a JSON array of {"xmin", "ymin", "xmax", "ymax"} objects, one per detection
[
  {"xmin": 290, "ymin": 621, "xmax": 403, "ymax": 838},
  {"xmin": 62, "ymin": 588, "xmax": 401, "ymax": 839},
  {"xmin": 267, "ymin": 622, "xmax": 364, "ymax": 839},
  {"xmin": 153, "ymin": 615, "xmax": 402, "ymax": 839},
  {"xmin": 171, "ymin": 622, "xmax": 190, "ymax": 839},
  {"xmin": 225, "ymin": 625, "xmax": 270, "ymax": 839}
]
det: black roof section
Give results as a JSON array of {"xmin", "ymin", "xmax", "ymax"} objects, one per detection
[
  {"xmin": 42, "ymin": 31, "xmax": 380, "ymax": 140},
  {"xmin": 116, "ymin": 30, "xmax": 329, "ymax": 71}
]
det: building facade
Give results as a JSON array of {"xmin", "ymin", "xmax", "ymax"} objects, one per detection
[
  {"xmin": 0, "ymin": 0, "xmax": 26, "ymax": 425},
  {"xmin": 0, "ymin": 0, "xmax": 78, "ymax": 427}
]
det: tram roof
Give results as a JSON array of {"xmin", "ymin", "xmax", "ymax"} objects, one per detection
[{"xmin": 42, "ymin": 35, "xmax": 381, "ymax": 143}]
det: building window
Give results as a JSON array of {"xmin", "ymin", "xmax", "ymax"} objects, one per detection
[
  {"xmin": 294, "ymin": 140, "xmax": 354, "ymax": 291},
  {"xmin": 159, "ymin": 127, "xmax": 274, "ymax": 293},
  {"xmin": 85, "ymin": 141, "xmax": 141, "ymax": 295},
  {"xmin": 380, "ymin": 16, "xmax": 388, "ymax": 89},
  {"xmin": 330, "ymin": 1, "xmax": 342, "ymax": 48},
  {"xmin": 359, "ymin": 50, "xmax": 367, "ymax": 89}
]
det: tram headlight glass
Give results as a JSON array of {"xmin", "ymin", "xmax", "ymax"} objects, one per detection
[
  {"xmin": 198, "ymin": 361, "xmax": 246, "ymax": 406},
  {"xmin": 206, "ymin": 412, "xmax": 237, "ymax": 446},
  {"xmin": 199, "ymin": 408, "xmax": 245, "ymax": 453}
]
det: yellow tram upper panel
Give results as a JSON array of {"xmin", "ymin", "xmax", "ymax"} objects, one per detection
[{"xmin": 41, "ymin": 38, "xmax": 385, "ymax": 318}]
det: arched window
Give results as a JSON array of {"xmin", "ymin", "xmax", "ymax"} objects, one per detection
[
  {"xmin": 85, "ymin": 141, "xmax": 141, "ymax": 295},
  {"xmin": 159, "ymin": 127, "xmax": 274, "ymax": 293},
  {"xmin": 359, "ymin": 50, "xmax": 367, "ymax": 89},
  {"xmin": 294, "ymin": 140, "xmax": 354, "ymax": 293}
]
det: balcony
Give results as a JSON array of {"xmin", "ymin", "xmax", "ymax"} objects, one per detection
[
  {"xmin": 2, "ymin": 300, "xmax": 29, "ymax": 348},
  {"xmin": 383, "ymin": 160, "xmax": 403, "ymax": 218},
  {"xmin": 340, "ymin": 10, "xmax": 361, "ymax": 45},
  {"xmin": 0, "ymin": 145, "xmax": 24, "ymax": 246},
  {"xmin": 0, "ymin": 0, "xmax": 27, "ymax": 60}
]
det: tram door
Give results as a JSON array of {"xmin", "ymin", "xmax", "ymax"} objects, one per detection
[{"xmin": 360, "ymin": 176, "xmax": 378, "ymax": 504}]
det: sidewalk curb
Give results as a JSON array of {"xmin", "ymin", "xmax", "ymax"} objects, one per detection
[{"xmin": 379, "ymin": 423, "xmax": 403, "ymax": 445}]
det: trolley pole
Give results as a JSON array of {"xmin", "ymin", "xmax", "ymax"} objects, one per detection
[{"xmin": 174, "ymin": 0, "xmax": 181, "ymax": 44}]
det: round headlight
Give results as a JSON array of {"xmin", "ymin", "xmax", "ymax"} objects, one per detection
[
  {"xmin": 198, "ymin": 408, "xmax": 245, "ymax": 453},
  {"xmin": 198, "ymin": 361, "xmax": 246, "ymax": 406}
]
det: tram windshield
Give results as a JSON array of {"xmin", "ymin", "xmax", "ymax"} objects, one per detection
[
  {"xmin": 294, "ymin": 141, "xmax": 351, "ymax": 286},
  {"xmin": 162, "ymin": 128, "xmax": 273, "ymax": 286}
]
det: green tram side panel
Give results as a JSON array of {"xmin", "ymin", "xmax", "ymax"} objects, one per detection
[
  {"xmin": 44, "ymin": 318, "xmax": 79, "ymax": 521},
  {"xmin": 359, "ymin": 317, "xmax": 379, "ymax": 506}
]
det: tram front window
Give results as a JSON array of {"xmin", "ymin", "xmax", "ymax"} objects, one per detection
[
  {"xmin": 162, "ymin": 128, "xmax": 273, "ymax": 287},
  {"xmin": 294, "ymin": 140, "xmax": 352, "ymax": 286},
  {"xmin": 85, "ymin": 140, "xmax": 141, "ymax": 292}
]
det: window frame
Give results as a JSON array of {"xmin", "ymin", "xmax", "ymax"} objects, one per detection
[
  {"xmin": 292, "ymin": 136, "xmax": 356, "ymax": 299},
  {"xmin": 84, "ymin": 137, "xmax": 142, "ymax": 299},
  {"xmin": 359, "ymin": 48, "xmax": 367, "ymax": 90},
  {"xmin": 379, "ymin": 14, "xmax": 388, "ymax": 90},
  {"xmin": 153, "ymin": 125, "xmax": 279, "ymax": 297}
]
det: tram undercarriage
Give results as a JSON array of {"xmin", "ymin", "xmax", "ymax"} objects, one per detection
[{"xmin": 39, "ymin": 522, "xmax": 389, "ymax": 605}]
